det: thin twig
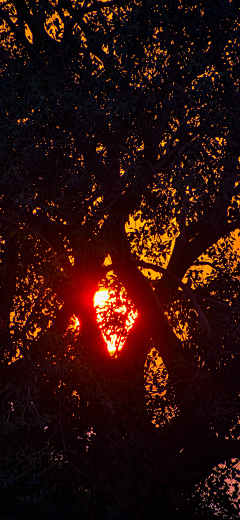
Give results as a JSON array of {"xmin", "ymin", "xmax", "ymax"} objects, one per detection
[{"xmin": 194, "ymin": 294, "xmax": 230, "ymax": 308}]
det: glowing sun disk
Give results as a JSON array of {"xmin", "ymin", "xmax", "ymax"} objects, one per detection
[
  {"xmin": 93, "ymin": 289, "xmax": 138, "ymax": 355},
  {"xmin": 93, "ymin": 290, "xmax": 109, "ymax": 307},
  {"xmin": 68, "ymin": 290, "xmax": 137, "ymax": 355}
]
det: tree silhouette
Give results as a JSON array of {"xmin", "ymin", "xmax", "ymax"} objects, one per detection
[{"xmin": 1, "ymin": 1, "xmax": 240, "ymax": 518}]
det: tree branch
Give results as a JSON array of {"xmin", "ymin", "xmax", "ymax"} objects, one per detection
[
  {"xmin": 102, "ymin": 259, "xmax": 212, "ymax": 333},
  {"xmin": 0, "ymin": 6, "xmax": 34, "ymax": 55},
  {"xmin": 167, "ymin": 215, "xmax": 240, "ymax": 280}
]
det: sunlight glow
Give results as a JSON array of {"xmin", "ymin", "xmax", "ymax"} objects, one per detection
[
  {"xmin": 93, "ymin": 290, "xmax": 109, "ymax": 307},
  {"xmin": 68, "ymin": 290, "xmax": 137, "ymax": 355},
  {"xmin": 68, "ymin": 315, "xmax": 80, "ymax": 333},
  {"xmin": 94, "ymin": 289, "xmax": 138, "ymax": 355}
]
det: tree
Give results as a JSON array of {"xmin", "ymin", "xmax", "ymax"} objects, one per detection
[{"xmin": 0, "ymin": 0, "xmax": 240, "ymax": 518}]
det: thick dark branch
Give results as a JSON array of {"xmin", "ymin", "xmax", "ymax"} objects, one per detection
[
  {"xmin": 101, "ymin": 218, "xmax": 196, "ymax": 380},
  {"xmin": 167, "ymin": 215, "xmax": 240, "ymax": 280},
  {"xmin": 106, "ymin": 262, "xmax": 195, "ymax": 381},
  {"xmin": 0, "ymin": 6, "xmax": 34, "ymax": 55},
  {"xmin": 14, "ymin": 0, "xmax": 59, "ymax": 48},
  {"xmin": 102, "ymin": 259, "xmax": 211, "ymax": 333}
]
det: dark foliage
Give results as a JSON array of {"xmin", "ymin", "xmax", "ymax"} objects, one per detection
[{"xmin": 0, "ymin": 1, "xmax": 240, "ymax": 518}]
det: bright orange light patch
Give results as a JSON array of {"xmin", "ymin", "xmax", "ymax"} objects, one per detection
[
  {"xmin": 68, "ymin": 290, "xmax": 137, "ymax": 355},
  {"xmin": 68, "ymin": 314, "xmax": 80, "ymax": 333},
  {"xmin": 94, "ymin": 289, "xmax": 138, "ymax": 355}
]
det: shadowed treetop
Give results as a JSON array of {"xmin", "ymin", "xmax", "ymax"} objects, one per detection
[{"xmin": 0, "ymin": 1, "xmax": 240, "ymax": 519}]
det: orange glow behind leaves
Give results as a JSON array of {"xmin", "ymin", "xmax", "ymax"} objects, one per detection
[
  {"xmin": 68, "ymin": 314, "xmax": 80, "ymax": 333},
  {"xmin": 93, "ymin": 289, "xmax": 138, "ymax": 355},
  {"xmin": 94, "ymin": 289, "xmax": 109, "ymax": 308},
  {"xmin": 68, "ymin": 290, "xmax": 138, "ymax": 355}
]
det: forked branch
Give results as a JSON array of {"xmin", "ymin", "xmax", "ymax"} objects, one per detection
[{"xmin": 102, "ymin": 259, "xmax": 212, "ymax": 333}]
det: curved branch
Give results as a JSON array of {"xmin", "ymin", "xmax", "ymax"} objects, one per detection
[
  {"xmin": 0, "ymin": 6, "xmax": 34, "ymax": 55},
  {"xmin": 14, "ymin": 0, "xmax": 60, "ymax": 50},
  {"xmin": 168, "ymin": 215, "xmax": 240, "ymax": 280},
  {"xmin": 102, "ymin": 259, "xmax": 212, "ymax": 333}
]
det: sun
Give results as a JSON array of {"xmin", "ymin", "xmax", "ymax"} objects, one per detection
[
  {"xmin": 68, "ymin": 289, "xmax": 137, "ymax": 355},
  {"xmin": 94, "ymin": 289, "xmax": 116, "ymax": 354},
  {"xmin": 93, "ymin": 290, "xmax": 109, "ymax": 307},
  {"xmin": 93, "ymin": 289, "xmax": 138, "ymax": 355}
]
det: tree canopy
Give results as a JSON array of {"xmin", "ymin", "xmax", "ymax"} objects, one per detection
[{"xmin": 1, "ymin": 0, "xmax": 240, "ymax": 518}]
